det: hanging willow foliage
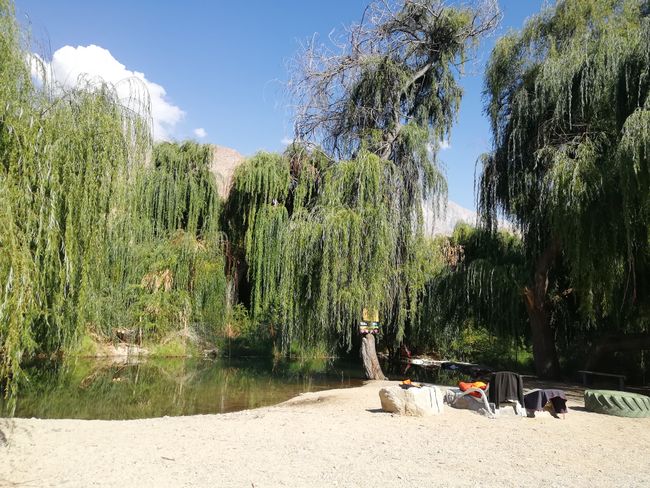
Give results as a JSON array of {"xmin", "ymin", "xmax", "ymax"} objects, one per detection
[
  {"xmin": 0, "ymin": 0, "xmax": 227, "ymax": 396},
  {"xmin": 226, "ymin": 147, "xmax": 441, "ymax": 353},
  {"xmin": 139, "ymin": 142, "xmax": 221, "ymax": 238},
  {"xmin": 418, "ymin": 224, "xmax": 528, "ymax": 351},
  {"xmin": 222, "ymin": 0, "xmax": 500, "ymax": 355},
  {"xmin": 0, "ymin": 0, "xmax": 154, "ymax": 393},
  {"xmin": 0, "ymin": 0, "xmax": 39, "ymax": 391},
  {"xmin": 115, "ymin": 141, "xmax": 227, "ymax": 344},
  {"xmin": 479, "ymin": 0, "xmax": 650, "ymax": 331},
  {"xmin": 1, "ymin": 80, "xmax": 150, "ymax": 395}
]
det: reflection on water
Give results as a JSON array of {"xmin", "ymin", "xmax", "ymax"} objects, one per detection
[
  {"xmin": 2, "ymin": 357, "xmax": 365, "ymax": 420},
  {"xmin": 1, "ymin": 356, "xmax": 475, "ymax": 420}
]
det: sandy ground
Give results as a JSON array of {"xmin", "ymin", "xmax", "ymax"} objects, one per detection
[{"xmin": 1, "ymin": 381, "xmax": 649, "ymax": 488}]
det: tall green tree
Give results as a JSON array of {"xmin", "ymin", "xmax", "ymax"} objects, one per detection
[
  {"xmin": 480, "ymin": 0, "xmax": 650, "ymax": 377},
  {"xmin": 1, "ymin": 0, "xmax": 154, "ymax": 392},
  {"xmin": 223, "ymin": 0, "xmax": 500, "ymax": 378},
  {"xmin": 419, "ymin": 224, "xmax": 528, "ymax": 351},
  {"xmin": 0, "ymin": 0, "xmax": 227, "ymax": 397}
]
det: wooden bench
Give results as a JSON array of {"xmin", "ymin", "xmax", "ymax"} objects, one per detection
[{"xmin": 578, "ymin": 370, "xmax": 626, "ymax": 390}]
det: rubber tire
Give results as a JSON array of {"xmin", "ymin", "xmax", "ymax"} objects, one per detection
[{"xmin": 584, "ymin": 389, "xmax": 650, "ymax": 418}]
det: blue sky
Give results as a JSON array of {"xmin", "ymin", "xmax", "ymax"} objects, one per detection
[{"xmin": 16, "ymin": 0, "xmax": 544, "ymax": 209}]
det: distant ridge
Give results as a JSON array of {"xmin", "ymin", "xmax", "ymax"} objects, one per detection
[
  {"xmin": 423, "ymin": 200, "xmax": 478, "ymax": 236},
  {"xmin": 424, "ymin": 200, "xmax": 515, "ymax": 236}
]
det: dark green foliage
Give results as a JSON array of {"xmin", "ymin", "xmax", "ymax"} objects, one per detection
[
  {"xmin": 226, "ymin": 148, "xmax": 414, "ymax": 353},
  {"xmin": 445, "ymin": 326, "xmax": 534, "ymax": 372},
  {"xmin": 231, "ymin": 0, "xmax": 500, "ymax": 356},
  {"xmin": 0, "ymin": 0, "xmax": 227, "ymax": 397},
  {"xmin": 418, "ymin": 224, "xmax": 528, "ymax": 353},
  {"xmin": 480, "ymin": 0, "xmax": 650, "ymax": 336}
]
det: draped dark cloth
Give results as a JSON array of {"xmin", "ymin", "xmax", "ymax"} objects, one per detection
[
  {"xmin": 487, "ymin": 371, "xmax": 525, "ymax": 407},
  {"xmin": 524, "ymin": 389, "xmax": 568, "ymax": 414}
]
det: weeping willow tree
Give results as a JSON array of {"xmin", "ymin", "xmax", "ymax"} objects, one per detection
[
  {"xmin": 125, "ymin": 142, "xmax": 227, "ymax": 345},
  {"xmin": 222, "ymin": 1, "xmax": 500, "ymax": 378},
  {"xmin": 418, "ymin": 223, "xmax": 528, "ymax": 359},
  {"xmin": 479, "ymin": 0, "xmax": 650, "ymax": 377},
  {"xmin": 226, "ymin": 148, "xmax": 409, "ymax": 375},
  {"xmin": 0, "ymin": 0, "xmax": 152, "ymax": 394},
  {"xmin": 0, "ymin": 0, "xmax": 227, "ymax": 397},
  {"xmin": 0, "ymin": 0, "xmax": 39, "ymax": 393}
]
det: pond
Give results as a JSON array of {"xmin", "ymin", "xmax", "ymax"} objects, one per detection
[
  {"xmin": 2, "ymin": 357, "xmax": 365, "ymax": 420},
  {"xmin": 1, "ymin": 356, "xmax": 468, "ymax": 420}
]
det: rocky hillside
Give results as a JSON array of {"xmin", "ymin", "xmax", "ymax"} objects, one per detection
[{"xmin": 210, "ymin": 145, "xmax": 245, "ymax": 198}]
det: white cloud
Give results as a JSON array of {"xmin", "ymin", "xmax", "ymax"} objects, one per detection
[
  {"xmin": 426, "ymin": 140, "xmax": 451, "ymax": 154},
  {"xmin": 37, "ymin": 45, "xmax": 184, "ymax": 141},
  {"xmin": 194, "ymin": 127, "xmax": 207, "ymax": 139},
  {"xmin": 280, "ymin": 136, "xmax": 294, "ymax": 146}
]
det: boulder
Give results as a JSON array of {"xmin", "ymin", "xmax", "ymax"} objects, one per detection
[
  {"xmin": 210, "ymin": 145, "xmax": 245, "ymax": 198},
  {"xmin": 379, "ymin": 385, "xmax": 444, "ymax": 416}
]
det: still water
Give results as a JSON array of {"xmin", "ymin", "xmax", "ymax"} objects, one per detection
[
  {"xmin": 2, "ymin": 357, "xmax": 465, "ymax": 420},
  {"xmin": 3, "ymin": 357, "xmax": 365, "ymax": 420}
]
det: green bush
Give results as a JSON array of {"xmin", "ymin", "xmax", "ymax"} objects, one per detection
[{"xmin": 447, "ymin": 324, "xmax": 534, "ymax": 373}]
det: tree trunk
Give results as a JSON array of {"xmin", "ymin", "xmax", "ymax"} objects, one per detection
[
  {"xmin": 585, "ymin": 333, "xmax": 650, "ymax": 370},
  {"xmin": 525, "ymin": 297, "xmax": 561, "ymax": 379},
  {"xmin": 360, "ymin": 334, "xmax": 387, "ymax": 380},
  {"xmin": 524, "ymin": 241, "xmax": 561, "ymax": 379}
]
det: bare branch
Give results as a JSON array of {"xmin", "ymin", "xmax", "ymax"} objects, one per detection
[{"xmin": 287, "ymin": 0, "xmax": 501, "ymax": 160}]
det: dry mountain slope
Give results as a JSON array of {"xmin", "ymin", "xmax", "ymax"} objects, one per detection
[{"xmin": 210, "ymin": 144, "xmax": 245, "ymax": 198}]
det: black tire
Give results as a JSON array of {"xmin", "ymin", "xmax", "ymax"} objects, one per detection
[{"xmin": 584, "ymin": 389, "xmax": 650, "ymax": 418}]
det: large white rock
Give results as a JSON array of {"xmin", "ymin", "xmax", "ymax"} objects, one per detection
[
  {"xmin": 379, "ymin": 386, "xmax": 444, "ymax": 416},
  {"xmin": 210, "ymin": 145, "xmax": 245, "ymax": 198}
]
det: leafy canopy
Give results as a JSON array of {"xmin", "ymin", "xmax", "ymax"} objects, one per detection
[{"xmin": 479, "ymin": 0, "xmax": 650, "ymax": 326}]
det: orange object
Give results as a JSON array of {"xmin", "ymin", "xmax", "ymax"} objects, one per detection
[{"xmin": 458, "ymin": 381, "xmax": 487, "ymax": 398}]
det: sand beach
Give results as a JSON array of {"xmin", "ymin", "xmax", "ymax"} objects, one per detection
[{"xmin": 2, "ymin": 380, "xmax": 649, "ymax": 488}]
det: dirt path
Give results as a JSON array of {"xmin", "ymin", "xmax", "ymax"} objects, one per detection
[{"xmin": 1, "ymin": 381, "xmax": 649, "ymax": 487}]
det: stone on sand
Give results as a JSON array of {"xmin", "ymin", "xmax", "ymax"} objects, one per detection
[{"xmin": 379, "ymin": 385, "xmax": 444, "ymax": 416}]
